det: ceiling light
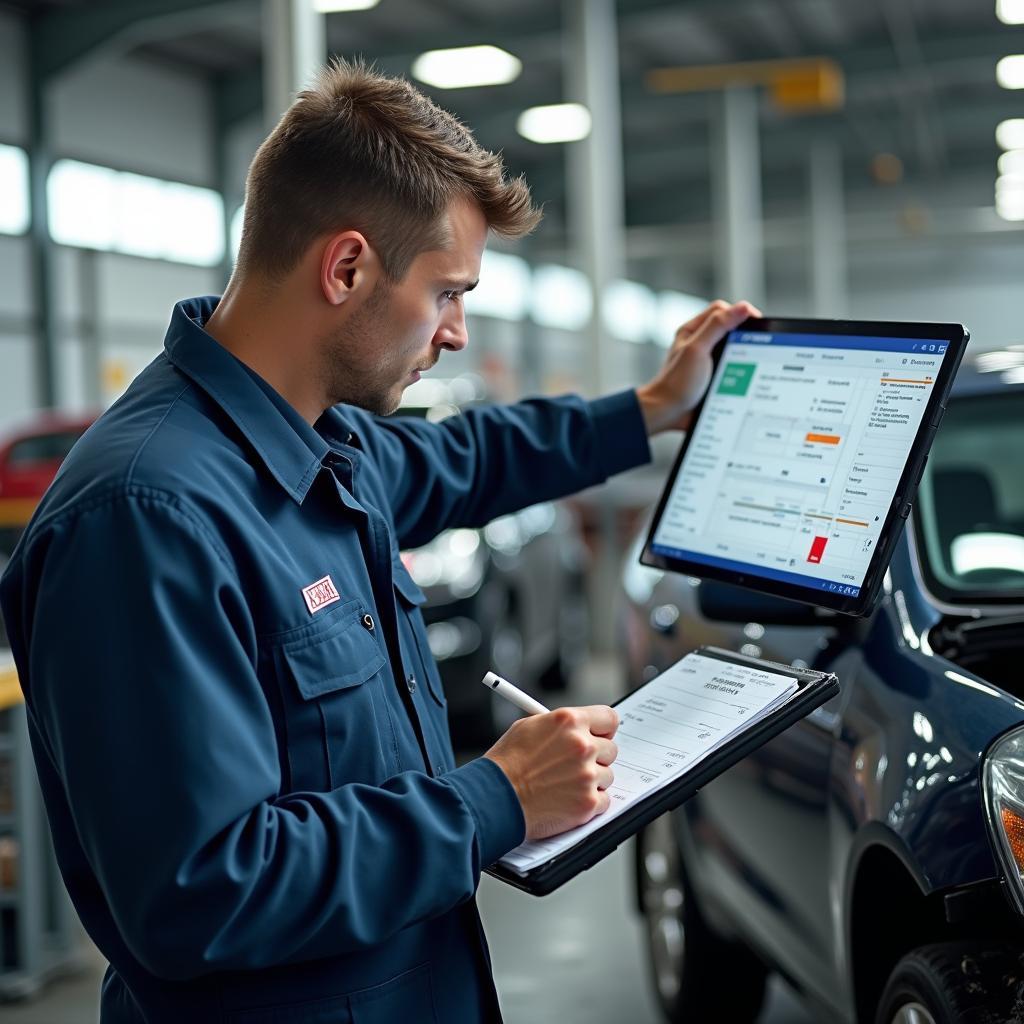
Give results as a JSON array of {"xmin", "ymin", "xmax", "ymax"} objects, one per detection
[
  {"xmin": 517, "ymin": 103, "xmax": 591, "ymax": 144},
  {"xmin": 997, "ymin": 55, "xmax": 1024, "ymax": 89},
  {"xmin": 997, "ymin": 119, "xmax": 1024, "ymax": 150},
  {"xmin": 412, "ymin": 45, "xmax": 521, "ymax": 89},
  {"xmin": 996, "ymin": 187, "xmax": 1024, "ymax": 220},
  {"xmin": 997, "ymin": 0, "xmax": 1024, "ymax": 24},
  {"xmin": 312, "ymin": 0, "xmax": 379, "ymax": 11},
  {"xmin": 998, "ymin": 149, "xmax": 1024, "ymax": 175}
]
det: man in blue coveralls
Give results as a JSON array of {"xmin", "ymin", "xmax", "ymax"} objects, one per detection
[{"xmin": 0, "ymin": 61, "xmax": 757, "ymax": 1022}]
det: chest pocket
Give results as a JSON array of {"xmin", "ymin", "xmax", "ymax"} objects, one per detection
[
  {"xmin": 277, "ymin": 603, "xmax": 394, "ymax": 790},
  {"xmin": 391, "ymin": 562, "xmax": 446, "ymax": 710}
]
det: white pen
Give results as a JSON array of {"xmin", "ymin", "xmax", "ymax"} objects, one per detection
[{"xmin": 481, "ymin": 671, "xmax": 550, "ymax": 717}]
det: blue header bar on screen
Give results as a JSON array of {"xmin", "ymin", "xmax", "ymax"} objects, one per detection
[
  {"xmin": 729, "ymin": 331, "xmax": 948, "ymax": 355},
  {"xmin": 649, "ymin": 544, "xmax": 862, "ymax": 598}
]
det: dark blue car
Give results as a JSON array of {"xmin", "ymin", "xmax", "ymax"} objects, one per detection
[{"xmin": 619, "ymin": 349, "xmax": 1024, "ymax": 1024}]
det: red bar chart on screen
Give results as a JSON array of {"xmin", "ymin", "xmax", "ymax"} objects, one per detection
[{"xmin": 808, "ymin": 536, "xmax": 828, "ymax": 563}]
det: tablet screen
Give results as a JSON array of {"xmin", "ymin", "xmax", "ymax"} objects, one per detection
[{"xmin": 648, "ymin": 327, "xmax": 953, "ymax": 603}]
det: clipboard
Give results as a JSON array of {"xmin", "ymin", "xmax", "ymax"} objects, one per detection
[{"xmin": 485, "ymin": 645, "xmax": 839, "ymax": 897}]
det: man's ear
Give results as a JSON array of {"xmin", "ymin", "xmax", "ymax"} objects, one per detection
[{"xmin": 320, "ymin": 231, "xmax": 375, "ymax": 306}]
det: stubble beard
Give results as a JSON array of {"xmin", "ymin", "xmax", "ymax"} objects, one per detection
[{"xmin": 321, "ymin": 281, "xmax": 405, "ymax": 416}]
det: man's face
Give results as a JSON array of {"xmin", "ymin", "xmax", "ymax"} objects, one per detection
[{"xmin": 321, "ymin": 198, "xmax": 487, "ymax": 416}]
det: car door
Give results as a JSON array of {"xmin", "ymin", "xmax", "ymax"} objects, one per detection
[{"xmin": 682, "ymin": 611, "xmax": 855, "ymax": 1010}]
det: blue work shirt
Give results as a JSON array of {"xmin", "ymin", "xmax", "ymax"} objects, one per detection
[{"xmin": 0, "ymin": 296, "xmax": 650, "ymax": 1023}]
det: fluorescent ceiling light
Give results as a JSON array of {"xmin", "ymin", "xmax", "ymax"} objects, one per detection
[
  {"xmin": 996, "ymin": 119, "xmax": 1024, "ymax": 150},
  {"xmin": 998, "ymin": 149, "xmax": 1024, "ymax": 175},
  {"xmin": 0, "ymin": 143, "xmax": 30, "ymax": 235},
  {"xmin": 517, "ymin": 103, "xmax": 591, "ymax": 144},
  {"xmin": 997, "ymin": 0, "xmax": 1024, "ymax": 24},
  {"xmin": 312, "ymin": 0, "xmax": 379, "ymax": 11},
  {"xmin": 412, "ymin": 45, "xmax": 521, "ymax": 89},
  {"xmin": 996, "ymin": 186, "xmax": 1024, "ymax": 220},
  {"xmin": 997, "ymin": 55, "xmax": 1024, "ymax": 89}
]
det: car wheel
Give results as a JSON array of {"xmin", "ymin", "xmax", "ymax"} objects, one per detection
[
  {"xmin": 637, "ymin": 813, "xmax": 767, "ymax": 1023},
  {"xmin": 875, "ymin": 943, "xmax": 1024, "ymax": 1024}
]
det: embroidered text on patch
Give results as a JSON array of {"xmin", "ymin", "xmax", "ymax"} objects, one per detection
[{"xmin": 302, "ymin": 575, "xmax": 341, "ymax": 615}]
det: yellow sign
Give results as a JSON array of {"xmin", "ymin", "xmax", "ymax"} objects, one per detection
[{"xmin": 647, "ymin": 57, "xmax": 844, "ymax": 113}]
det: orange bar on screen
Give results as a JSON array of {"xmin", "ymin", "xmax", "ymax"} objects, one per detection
[{"xmin": 805, "ymin": 432, "xmax": 841, "ymax": 445}]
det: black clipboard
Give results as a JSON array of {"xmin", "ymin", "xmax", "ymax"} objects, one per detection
[{"xmin": 485, "ymin": 645, "xmax": 839, "ymax": 896}]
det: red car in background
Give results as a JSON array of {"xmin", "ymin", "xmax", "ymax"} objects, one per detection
[{"xmin": 0, "ymin": 413, "xmax": 96, "ymax": 559}]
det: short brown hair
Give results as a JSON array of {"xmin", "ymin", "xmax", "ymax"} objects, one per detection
[{"xmin": 237, "ymin": 58, "xmax": 541, "ymax": 282}]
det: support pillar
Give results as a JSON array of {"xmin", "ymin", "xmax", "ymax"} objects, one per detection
[
  {"xmin": 262, "ymin": 0, "xmax": 326, "ymax": 130},
  {"xmin": 564, "ymin": 0, "xmax": 627, "ymax": 656},
  {"xmin": 564, "ymin": 0, "xmax": 625, "ymax": 398},
  {"xmin": 711, "ymin": 87, "xmax": 765, "ymax": 305},
  {"xmin": 809, "ymin": 140, "xmax": 847, "ymax": 317},
  {"xmin": 26, "ymin": 58, "xmax": 57, "ymax": 408}
]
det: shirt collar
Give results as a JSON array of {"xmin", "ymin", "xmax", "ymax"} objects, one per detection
[{"xmin": 164, "ymin": 295, "xmax": 355, "ymax": 504}]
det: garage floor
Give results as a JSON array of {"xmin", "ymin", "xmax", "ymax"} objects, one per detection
[
  {"xmin": 0, "ymin": 859, "xmax": 818, "ymax": 1024},
  {"xmin": 0, "ymin": 658, "xmax": 823, "ymax": 1023}
]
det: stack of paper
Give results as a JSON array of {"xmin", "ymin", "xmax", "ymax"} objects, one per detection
[{"xmin": 499, "ymin": 651, "xmax": 800, "ymax": 875}]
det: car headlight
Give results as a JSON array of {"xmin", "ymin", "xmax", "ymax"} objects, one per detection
[{"xmin": 983, "ymin": 725, "xmax": 1024, "ymax": 913}]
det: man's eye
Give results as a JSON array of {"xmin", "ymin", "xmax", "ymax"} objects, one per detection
[{"xmin": 442, "ymin": 290, "xmax": 460, "ymax": 303}]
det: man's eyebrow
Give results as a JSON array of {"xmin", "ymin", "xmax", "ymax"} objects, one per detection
[{"xmin": 442, "ymin": 278, "xmax": 479, "ymax": 292}]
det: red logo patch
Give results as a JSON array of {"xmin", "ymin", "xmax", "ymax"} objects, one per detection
[{"xmin": 302, "ymin": 575, "xmax": 341, "ymax": 615}]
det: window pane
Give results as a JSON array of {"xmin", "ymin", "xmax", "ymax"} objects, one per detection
[
  {"xmin": 916, "ymin": 391, "xmax": 1024, "ymax": 598},
  {"xmin": 48, "ymin": 159, "xmax": 224, "ymax": 267},
  {"xmin": 0, "ymin": 144, "xmax": 29, "ymax": 236}
]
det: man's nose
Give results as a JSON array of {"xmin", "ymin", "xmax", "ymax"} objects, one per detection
[{"xmin": 435, "ymin": 304, "xmax": 469, "ymax": 352}]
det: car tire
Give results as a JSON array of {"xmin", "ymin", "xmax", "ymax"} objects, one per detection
[
  {"xmin": 636, "ymin": 813, "xmax": 767, "ymax": 1023},
  {"xmin": 875, "ymin": 943, "xmax": 1024, "ymax": 1024}
]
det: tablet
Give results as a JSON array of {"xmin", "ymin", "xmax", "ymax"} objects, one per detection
[
  {"xmin": 642, "ymin": 317, "xmax": 969, "ymax": 616},
  {"xmin": 486, "ymin": 645, "xmax": 839, "ymax": 897}
]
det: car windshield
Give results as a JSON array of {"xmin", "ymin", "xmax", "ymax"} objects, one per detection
[{"xmin": 916, "ymin": 391, "xmax": 1024, "ymax": 602}]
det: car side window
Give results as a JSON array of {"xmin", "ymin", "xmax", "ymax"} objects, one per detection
[{"xmin": 7, "ymin": 431, "xmax": 84, "ymax": 466}]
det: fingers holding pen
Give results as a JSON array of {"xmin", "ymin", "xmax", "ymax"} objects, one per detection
[{"xmin": 484, "ymin": 702, "xmax": 622, "ymax": 840}]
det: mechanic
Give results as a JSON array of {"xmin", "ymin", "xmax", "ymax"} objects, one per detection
[{"xmin": 0, "ymin": 60, "xmax": 756, "ymax": 1023}]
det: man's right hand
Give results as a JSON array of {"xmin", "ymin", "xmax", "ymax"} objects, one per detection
[{"xmin": 483, "ymin": 705, "xmax": 619, "ymax": 841}]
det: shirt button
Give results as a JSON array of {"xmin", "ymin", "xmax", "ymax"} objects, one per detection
[
  {"xmin": 362, "ymin": 613, "xmax": 375, "ymax": 631},
  {"xmin": 407, "ymin": 674, "xmax": 417, "ymax": 694},
  {"xmin": 435, "ymin": 765, "xmax": 444, "ymax": 776}
]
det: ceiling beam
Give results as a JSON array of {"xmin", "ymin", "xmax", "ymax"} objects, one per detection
[{"xmin": 30, "ymin": 0, "xmax": 255, "ymax": 82}]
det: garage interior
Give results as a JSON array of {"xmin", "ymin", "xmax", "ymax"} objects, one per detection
[{"xmin": 0, "ymin": 1, "xmax": 1023, "ymax": 1022}]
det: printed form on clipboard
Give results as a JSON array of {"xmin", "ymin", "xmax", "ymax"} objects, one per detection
[{"xmin": 499, "ymin": 652, "xmax": 800, "ymax": 875}]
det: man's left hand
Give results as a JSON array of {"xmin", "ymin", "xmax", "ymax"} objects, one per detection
[{"xmin": 636, "ymin": 299, "xmax": 761, "ymax": 435}]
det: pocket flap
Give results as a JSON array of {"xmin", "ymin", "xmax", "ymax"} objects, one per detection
[
  {"xmin": 392, "ymin": 561, "xmax": 427, "ymax": 607},
  {"xmin": 283, "ymin": 619, "xmax": 386, "ymax": 700}
]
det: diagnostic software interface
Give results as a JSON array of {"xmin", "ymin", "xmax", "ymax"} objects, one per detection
[{"xmin": 650, "ymin": 330, "xmax": 949, "ymax": 599}]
